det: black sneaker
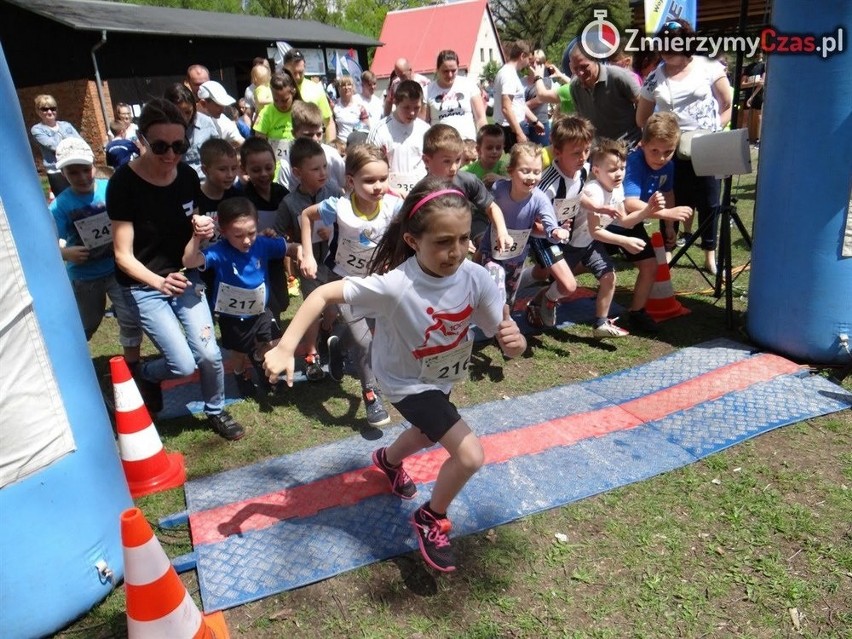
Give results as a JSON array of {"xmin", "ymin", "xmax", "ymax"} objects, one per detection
[
  {"xmin": 371, "ymin": 447, "xmax": 416, "ymax": 499},
  {"xmin": 208, "ymin": 410, "xmax": 245, "ymax": 441},
  {"xmin": 232, "ymin": 371, "xmax": 256, "ymax": 398},
  {"xmin": 629, "ymin": 309, "xmax": 659, "ymax": 334},
  {"xmin": 411, "ymin": 505, "xmax": 456, "ymax": 572},
  {"xmin": 128, "ymin": 362, "xmax": 163, "ymax": 414},
  {"xmin": 363, "ymin": 387, "xmax": 390, "ymax": 427},
  {"xmin": 327, "ymin": 334, "xmax": 345, "ymax": 382},
  {"xmin": 525, "ymin": 298, "xmax": 543, "ymax": 328},
  {"xmin": 304, "ymin": 354, "xmax": 325, "ymax": 382}
]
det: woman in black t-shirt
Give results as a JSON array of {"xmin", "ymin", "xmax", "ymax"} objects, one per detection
[{"xmin": 106, "ymin": 98, "xmax": 244, "ymax": 441}]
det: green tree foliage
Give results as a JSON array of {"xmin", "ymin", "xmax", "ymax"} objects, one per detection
[
  {"xmin": 479, "ymin": 60, "xmax": 500, "ymax": 85},
  {"xmin": 491, "ymin": 0, "xmax": 631, "ymax": 65},
  {"xmin": 109, "ymin": 0, "xmax": 243, "ymax": 10}
]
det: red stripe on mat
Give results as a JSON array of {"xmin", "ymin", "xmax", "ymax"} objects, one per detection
[{"xmin": 190, "ymin": 353, "xmax": 801, "ymax": 545}]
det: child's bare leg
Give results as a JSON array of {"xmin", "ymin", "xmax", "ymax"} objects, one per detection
[
  {"xmin": 430, "ymin": 420, "xmax": 484, "ymax": 514},
  {"xmin": 596, "ymin": 270, "xmax": 616, "ymax": 318},
  {"xmin": 548, "ymin": 260, "xmax": 577, "ymax": 299},
  {"xmin": 384, "ymin": 427, "xmax": 433, "ymax": 466},
  {"xmin": 629, "ymin": 257, "xmax": 657, "ymax": 312},
  {"xmin": 295, "ymin": 318, "xmax": 321, "ymax": 359}
]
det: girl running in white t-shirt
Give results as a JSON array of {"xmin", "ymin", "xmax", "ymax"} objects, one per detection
[{"xmin": 266, "ymin": 177, "xmax": 527, "ymax": 572}]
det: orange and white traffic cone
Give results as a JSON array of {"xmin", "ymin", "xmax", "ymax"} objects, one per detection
[
  {"xmin": 122, "ymin": 507, "xmax": 230, "ymax": 639},
  {"xmin": 645, "ymin": 231, "xmax": 691, "ymax": 322},
  {"xmin": 111, "ymin": 356, "xmax": 185, "ymax": 499}
]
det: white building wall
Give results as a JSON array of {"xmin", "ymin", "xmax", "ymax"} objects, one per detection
[{"xmin": 466, "ymin": 10, "xmax": 503, "ymax": 82}]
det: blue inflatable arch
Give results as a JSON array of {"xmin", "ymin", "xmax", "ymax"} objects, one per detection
[
  {"xmin": 0, "ymin": 44, "xmax": 132, "ymax": 638},
  {"xmin": 746, "ymin": 0, "xmax": 852, "ymax": 364}
]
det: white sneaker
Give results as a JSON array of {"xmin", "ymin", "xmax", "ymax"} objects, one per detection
[{"xmin": 593, "ymin": 319, "xmax": 630, "ymax": 339}]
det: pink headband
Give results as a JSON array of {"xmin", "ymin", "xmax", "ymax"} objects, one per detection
[{"xmin": 409, "ymin": 188, "xmax": 466, "ymax": 218}]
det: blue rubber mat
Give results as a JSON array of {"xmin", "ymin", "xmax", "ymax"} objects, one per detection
[{"xmin": 182, "ymin": 339, "xmax": 851, "ymax": 612}]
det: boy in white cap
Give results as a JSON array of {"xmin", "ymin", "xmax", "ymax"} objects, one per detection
[
  {"xmin": 197, "ymin": 80, "xmax": 245, "ymax": 147},
  {"xmin": 50, "ymin": 137, "xmax": 142, "ymax": 359}
]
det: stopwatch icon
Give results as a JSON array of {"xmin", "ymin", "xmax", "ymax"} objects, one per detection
[{"xmin": 580, "ymin": 9, "xmax": 621, "ymax": 60}]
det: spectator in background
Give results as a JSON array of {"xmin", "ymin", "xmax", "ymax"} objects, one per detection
[
  {"xmin": 332, "ymin": 75, "xmax": 369, "ymax": 143},
  {"xmin": 235, "ymin": 100, "xmax": 253, "ymax": 139},
  {"xmin": 523, "ymin": 49, "xmax": 554, "ymax": 145},
  {"xmin": 531, "ymin": 41, "xmax": 641, "ymax": 148},
  {"xmin": 493, "ymin": 41, "xmax": 543, "ymax": 152},
  {"xmin": 243, "ymin": 56, "xmax": 270, "ymax": 112},
  {"xmin": 360, "ymin": 70, "xmax": 384, "ymax": 130},
  {"xmin": 251, "ymin": 63, "xmax": 273, "ymax": 117},
  {"xmin": 197, "ymin": 80, "xmax": 246, "ymax": 148},
  {"xmin": 633, "ymin": 50, "xmax": 662, "ymax": 82},
  {"xmin": 425, "ymin": 49, "xmax": 487, "ymax": 142},
  {"xmin": 383, "ymin": 57, "xmax": 430, "ymax": 118},
  {"xmin": 741, "ymin": 51, "xmax": 765, "ymax": 145},
  {"xmin": 30, "ymin": 94, "xmax": 82, "ymax": 196},
  {"xmin": 164, "ymin": 82, "xmax": 220, "ymax": 179},
  {"xmin": 609, "ymin": 47, "xmax": 643, "ymax": 87},
  {"xmin": 115, "ymin": 102, "xmax": 139, "ymax": 141},
  {"xmin": 185, "ymin": 64, "xmax": 210, "ymax": 99},
  {"xmin": 282, "ymin": 48, "xmax": 337, "ymax": 143},
  {"xmin": 105, "ymin": 120, "xmax": 139, "ymax": 169}
]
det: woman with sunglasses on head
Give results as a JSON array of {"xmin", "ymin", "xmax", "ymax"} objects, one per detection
[
  {"xmin": 30, "ymin": 94, "xmax": 82, "ymax": 196},
  {"xmin": 106, "ymin": 98, "xmax": 245, "ymax": 441},
  {"xmin": 635, "ymin": 18, "xmax": 733, "ymax": 273}
]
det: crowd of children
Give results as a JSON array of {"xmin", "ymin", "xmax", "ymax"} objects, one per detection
[{"xmin": 51, "ymin": 41, "xmax": 719, "ymax": 572}]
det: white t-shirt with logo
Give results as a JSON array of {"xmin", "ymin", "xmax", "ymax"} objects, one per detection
[
  {"xmin": 426, "ymin": 76, "xmax": 478, "ymax": 140},
  {"xmin": 343, "ymin": 256, "xmax": 503, "ymax": 402}
]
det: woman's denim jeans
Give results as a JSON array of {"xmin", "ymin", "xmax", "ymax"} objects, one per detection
[{"xmin": 124, "ymin": 282, "xmax": 224, "ymax": 415}]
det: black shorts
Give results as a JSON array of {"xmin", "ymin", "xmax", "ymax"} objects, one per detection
[
  {"xmin": 217, "ymin": 308, "xmax": 281, "ymax": 354},
  {"xmin": 603, "ymin": 224, "xmax": 656, "ymax": 262},
  {"xmin": 392, "ymin": 389, "xmax": 462, "ymax": 443},
  {"xmin": 529, "ymin": 237, "xmax": 566, "ymax": 269}
]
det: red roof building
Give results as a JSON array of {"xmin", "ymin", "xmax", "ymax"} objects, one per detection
[{"xmin": 371, "ymin": 0, "xmax": 503, "ymax": 83}]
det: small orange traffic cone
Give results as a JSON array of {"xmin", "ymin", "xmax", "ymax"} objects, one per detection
[
  {"xmin": 122, "ymin": 507, "xmax": 230, "ymax": 639},
  {"xmin": 111, "ymin": 356, "xmax": 185, "ymax": 499},
  {"xmin": 645, "ymin": 232, "xmax": 691, "ymax": 322}
]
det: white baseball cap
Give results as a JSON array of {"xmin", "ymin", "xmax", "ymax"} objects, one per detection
[
  {"xmin": 197, "ymin": 80, "xmax": 236, "ymax": 106},
  {"xmin": 55, "ymin": 137, "xmax": 94, "ymax": 169}
]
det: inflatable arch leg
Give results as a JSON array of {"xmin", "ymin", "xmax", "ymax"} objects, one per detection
[{"xmin": 0, "ymin": 44, "xmax": 133, "ymax": 638}]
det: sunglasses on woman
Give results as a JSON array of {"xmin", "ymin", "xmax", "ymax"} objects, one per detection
[
  {"xmin": 40, "ymin": 106, "xmax": 57, "ymax": 112},
  {"xmin": 140, "ymin": 135, "xmax": 190, "ymax": 155}
]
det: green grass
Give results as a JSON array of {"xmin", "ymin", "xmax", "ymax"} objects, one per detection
[{"xmin": 54, "ymin": 153, "xmax": 852, "ymax": 638}]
